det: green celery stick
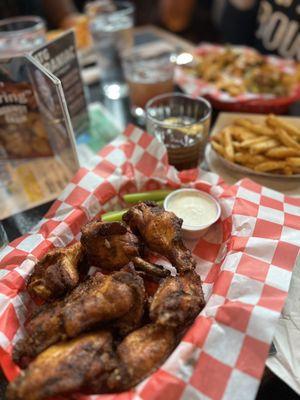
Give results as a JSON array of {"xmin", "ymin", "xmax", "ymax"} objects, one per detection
[
  {"xmin": 101, "ymin": 200, "xmax": 165, "ymax": 222},
  {"xmin": 123, "ymin": 189, "xmax": 172, "ymax": 204},
  {"xmin": 101, "ymin": 209, "xmax": 127, "ymax": 222}
]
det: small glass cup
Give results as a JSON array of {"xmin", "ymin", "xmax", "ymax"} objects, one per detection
[
  {"xmin": 123, "ymin": 49, "xmax": 175, "ymax": 118},
  {"xmin": 0, "ymin": 16, "xmax": 46, "ymax": 57},
  {"xmin": 0, "ymin": 223, "xmax": 8, "ymax": 250},
  {"xmin": 85, "ymin": 0, "xmax": 135, "ymax": 98},
  {"xmin": 146, "ymin": 93, "xmax": 212, "ymax": 170}
]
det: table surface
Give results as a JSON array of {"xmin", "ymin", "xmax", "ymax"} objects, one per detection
[{"xmin": 1, "ymin": 26, "xmax": 300, "ymax": 400}]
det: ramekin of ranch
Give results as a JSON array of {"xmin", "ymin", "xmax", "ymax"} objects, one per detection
[{"xmin": 164, "ymin": 188, "xmax": 221, "ymax": 240}]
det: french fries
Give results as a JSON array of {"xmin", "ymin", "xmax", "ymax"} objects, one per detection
[
  {"xmin": 287, "ymin": 157, "xmax": 300, "ymax": 167},
  {"xmin": 254, "ymin": 161, "xmax": 286, "ymax": 172},
  {"xmin": 237, "ymin": 136, "xmax": 268, "ymax": 149},
  {"xmin": 267, "ymin": 114, "xmax": 300, "ymax": 138},
  {"xmin": 266, "ymin": 147, "xmax": 300, "ymax": 158},
  {"xmin": 231, "ymin": 126, "xmax": 256, "ymax": 141},
  {"xmin": 234, "ymin": 118, "xmax": 275, "ymax": 137},
  {"xmin": 211, "ymin": 140, "xmax": 225, "ymax": 157},
  {"xmin": 211, "ymin": 115, "xmax": 300, "ymax": 176},
  {"xmin": 275, "ymin": 128, "xmax": 300, "ymax": 150},
  {"xmin": 223, "ymin": 127, "xmax": 235, "ymax": 161},
  {"xmin": 250, "ymin": 139, "xmax": 279, "ymax": 154}
]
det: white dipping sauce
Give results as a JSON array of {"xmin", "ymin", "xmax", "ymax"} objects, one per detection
[{"xmin": 167, "ymin": 192, "xmax": 217, "ymax": 227}]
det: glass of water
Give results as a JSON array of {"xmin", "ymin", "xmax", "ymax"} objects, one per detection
[
  {"xmin": 86, "ymin": 0, "xmax": 135, "ymax": 98},
  {"xmin": 0, "ymin": 16, "xmax": 46, "ymax": 57},
  {"xmin": 146, "ymin": 93, "xmax": 212, "ymax": 170}
]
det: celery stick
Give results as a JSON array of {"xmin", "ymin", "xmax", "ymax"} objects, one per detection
[
  {"xmin": 101, "ymin": 200, "xmax": 165, "ymax": 222},
  {"xmin": 101, "ymin": 209, "xmax": 126, "ymax": 222},
  {"xmin": 123, "ymin": 190, "xmax": 172, "ymax": 204}
]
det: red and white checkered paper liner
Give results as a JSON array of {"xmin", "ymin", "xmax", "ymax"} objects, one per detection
[
  {"xmin": 175, "ymin": 43, "xmax": 300, "ymax": 113},
  {"xmin": 1, "ymin": 124, "xmax": 300, "ymax": 400}
]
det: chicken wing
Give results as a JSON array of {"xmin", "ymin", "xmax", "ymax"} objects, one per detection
[
  {"xmin": 7, "ymin": 331, "xmax": 125, "ymax": 400},
  {"xmin": 115, "ymin": 323, "xmax": 176, "ymax": 390},
  {"xmin": 150, "ymin": 270, "xmax": 205, "ymax": 330},
  {"xmin": 88, "ymin": 323, "xmax": 176, "ymax": 393},
  {"xmin": 123, "ymin": 202, "xmax": 195, "ymax": 272},
  {"xmin": 81, "ymin": 220, "xmax": 170, "ymax": 278},
  {"xmin": 14, "ymin": 268, "xmax": 146, "ymax": 367},
  {"xmin": 8, "ymin": 201, "xmax": 205, "ymax": 399},
  {"xmin": 7, "ymin": 325, "xmax": 174, "ymax": 399},
  {"xmin": 81, "ymin": 221, "xmax": 140, "ymax": 270},
  {"xmin": 111, "ymin": 265, "xmax": 147, "ymax": 336},
  {"xmin": 27, "ymin": 242, "xmax": 84, "ymax": 301}
]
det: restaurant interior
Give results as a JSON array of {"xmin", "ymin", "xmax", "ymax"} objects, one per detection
[{"xmin": 0, "ymin": 1, "xmax": 299, "ymax": 400}]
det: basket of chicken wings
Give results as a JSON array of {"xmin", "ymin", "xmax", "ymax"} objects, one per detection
[
  {"xmin": 1, "ymin": 124, "xmax": 300, "ymax": 400},
  {"xmin": 7, "ymin": 201, "xmax": 204, "ymax": 399}
]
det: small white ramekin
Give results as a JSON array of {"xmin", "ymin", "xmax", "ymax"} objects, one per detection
[{"xmin": 164, "ymin": 188, "xmax": 221, "ymax": 240}]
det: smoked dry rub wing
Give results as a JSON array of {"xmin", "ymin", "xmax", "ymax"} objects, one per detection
[
  {"xmin": 81, "ymin": 220, "xmax": 170, "ymax": 278},
  {"xmin": 27, "ymin": 242, "xmax": 84, "ymax": 301},
  {"xmin": 7, "ymin": 331, "xmax": 126, "ymax": 400},
  {"xmin": 8, "ymin": 325, "xmax": 175, "ymax": 400},
  {"xmin": 14, "ymin": 268, "xmax": 146, "ymax": 368},
  {"xmin": 123, "ymin": 201, "xmax": 196, "ymax": 272},
  {"xmin": 81, "ymin": 221, "xmax": 140, "ymax": 270},
  {"xmin": 150, "ymin": 270, "xmax": 205, "ymax": 329}
]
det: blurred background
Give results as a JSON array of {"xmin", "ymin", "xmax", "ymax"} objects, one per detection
[{"xmin": 0, "ymin": 0, "xmax": 220, "ymax": 42}]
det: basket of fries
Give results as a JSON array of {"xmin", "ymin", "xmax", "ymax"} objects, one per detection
[
  {"xmin": 210, "ymin": 114, "xmax": 300, "ymax": 178},
  {"xmin": 176, "ymin": 44, "xmax": 300, "ymax": 114}
]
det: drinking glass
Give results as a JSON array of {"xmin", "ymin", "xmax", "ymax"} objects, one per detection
[
  {"xmin": 86, "ymin": 0, "xmax": 134, "ymax": 98},
  {"xmin": 0, "ymin": 223, "xmax": 8, "ymax": 250},
  {"xmin": 0, "ymin": 16, "xmax": 46, "ymax": 57},
  {"xmin": 123, "ymin": 49, "xmax": 174, "ymax": 118},
  {"xmin": 146, "ymin": 93, "xmax": 212, "ymax": 170}
]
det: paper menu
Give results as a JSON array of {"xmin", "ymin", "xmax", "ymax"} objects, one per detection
[
  {"xmin": 32, "ymin": 30, "xmax": 89, "ymax": 138},
  {"xmin": 0, "ymin": 55, "xmax": 79, "ymax": 220}
]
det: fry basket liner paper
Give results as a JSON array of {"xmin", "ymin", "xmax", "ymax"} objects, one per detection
[
  {"xmin": 266, "ymin": 256, "xmax": 300, "ymax": 395},
  {"xmin": 0, "ymin": 125, "xmax": 300, "ymax": 400},
  {"xmin": 175, "ymin": 43, "xmax": 300, "ymax": 112}
]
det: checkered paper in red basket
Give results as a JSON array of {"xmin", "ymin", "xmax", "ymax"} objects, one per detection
[
  {"xmin": 175, "ymin": 43, "xmax": 300, "ymax": 114},
  {"xmin": 1, "ymin": 124, "xmax": 300, "ymax": 400}
]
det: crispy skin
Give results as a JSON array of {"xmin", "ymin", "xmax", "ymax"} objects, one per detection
[
  {"xmin": 7, "ymin": 331, "xmax": 124, "ymax": 400},
  {"xmin": 81, "ymin": 220, "xmax": 168, "ymax": 278},
  {"xmin": 27, "ymin": 242, "xmax": 84, "ymax": 301},
  {"xmin": 115, "ymin": 324, "xmax": 176, "ymax": 390},
  {"xmin": 111, "ymin": 265, "xmax": 146, "ymax": 336},
  {"xmin": 9, "ymin": 202, "xmax": 205, "ymax": 398},
  {"xmin": 81, "ymin": 221, "xmax": 140, "ymax": 270},
  {"xmin": 123, "ymin": 202, "xmax": 196, "ymax": 272},
  {"xmin": 13, "ymin": 269, "xmax": 145, "ymax": 367},
  {"xmin": 8, "ymin": 326, "xmax": 174, "ymax": 399},
  {"xmin": 133, "ymin": 256, "xmax": 170, "ymax": 279},
  {"xmin": 150, "ymin": 270, "xmax": 205, "ymax": 329}
]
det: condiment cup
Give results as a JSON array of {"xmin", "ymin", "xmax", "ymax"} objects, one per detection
[{"xmin": 164, "ymin": 188, "xmax": 221, "ymax": 240}]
